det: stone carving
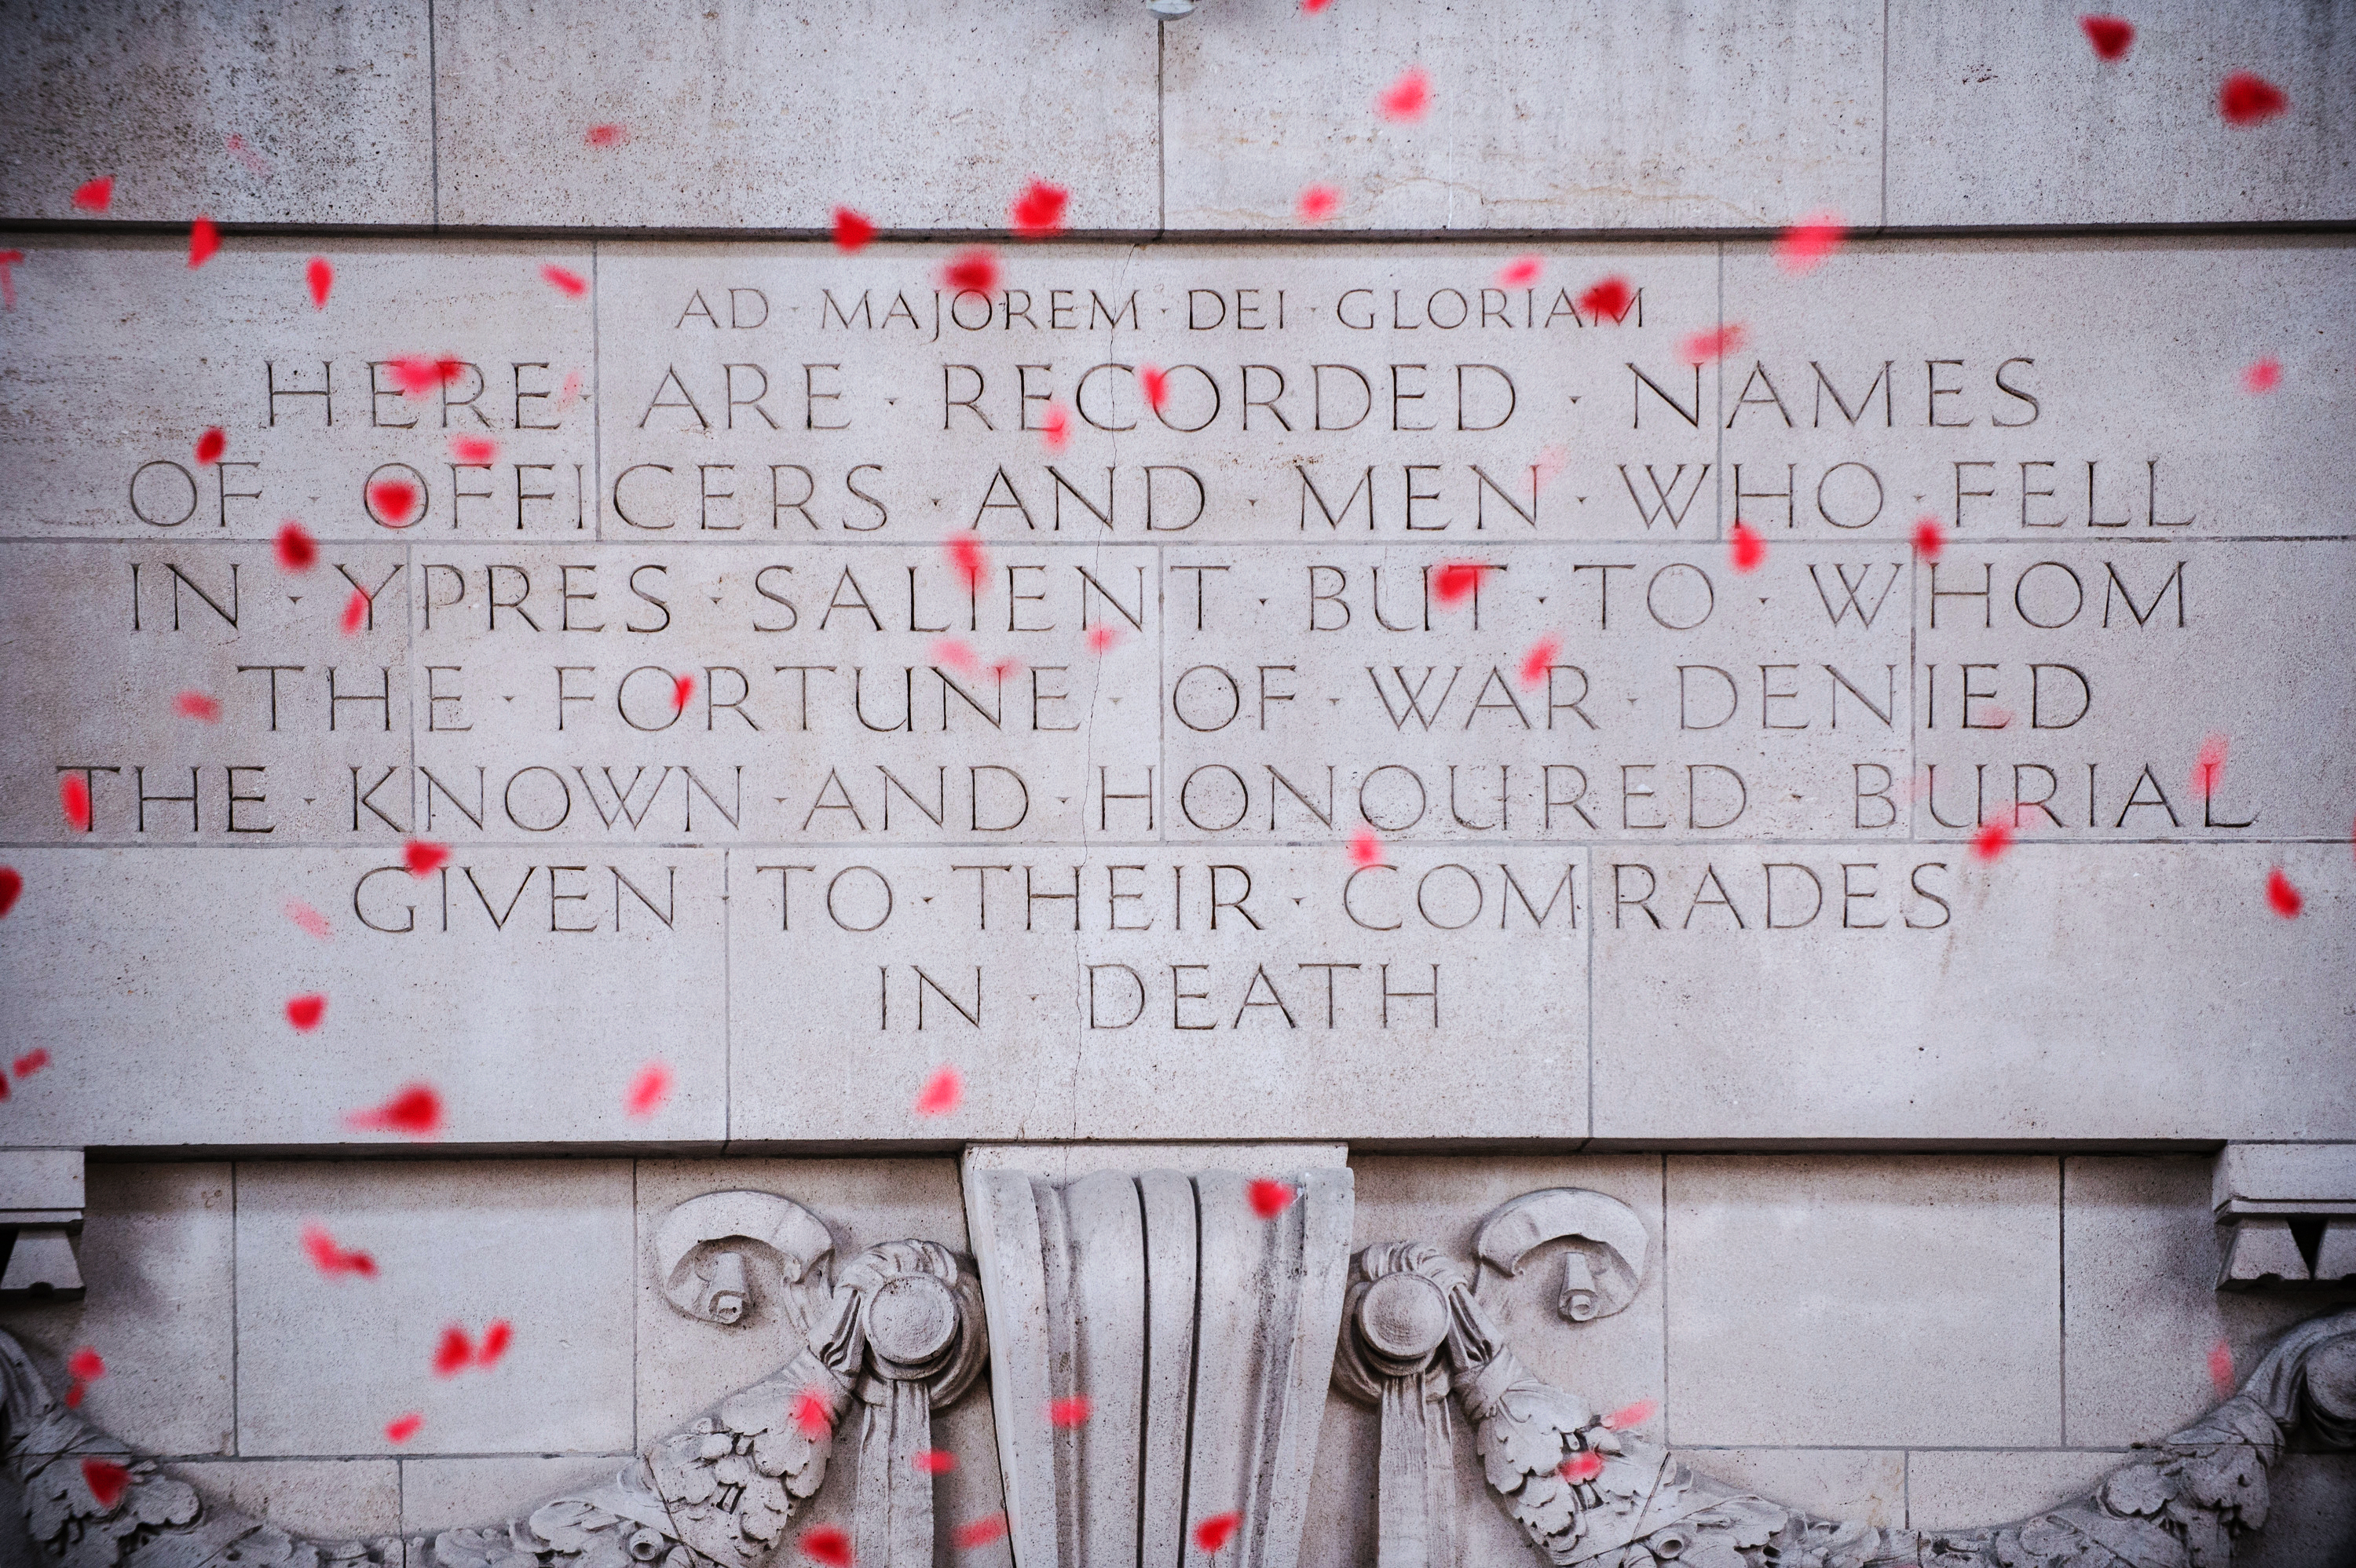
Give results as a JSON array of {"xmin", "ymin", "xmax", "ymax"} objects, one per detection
[
  {"xmin": 0, "ymin": 1225, "xmax": 984, "ymax": 1568},
  {"xmin": 1337, "ymin": 1219, "xmax": 2356, "ymax": 1568},
  {"xmin": 963, "ymin": 1166, "xmax": 1354, "ymax": 1568},
  {"xmin": 653, "ymin": 1190, "xmax": 836, "ymax": 1330},
  {"xmin": 1473, "ymin": 1189, "xmax": 1649, "ymax": 1325}
]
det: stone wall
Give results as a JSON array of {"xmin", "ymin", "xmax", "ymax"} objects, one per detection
[{"xmin": 2, "ymin": 2, "xmax": 2354, "ymax": 1564}]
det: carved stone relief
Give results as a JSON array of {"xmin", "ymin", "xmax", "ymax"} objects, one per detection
[
  {"xmin": 2, "ymin": 1179, "xmax": 2354, "ymax": 1568},
  {"xmin": 962, "ymin": 1167, "xmax": 1355, "ymax": 1568}
]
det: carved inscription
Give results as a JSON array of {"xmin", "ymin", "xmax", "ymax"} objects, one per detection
[{"xmin": 2, "ymin": 239, "xmax": 2350, "ymax": 1141}]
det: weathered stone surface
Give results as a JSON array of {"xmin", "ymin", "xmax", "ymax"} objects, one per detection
[
  {"xmin": 431, "ymin": 0, "xmax": 1160, "ymax": 231},
  {"xmin": 1904, "ymin": 1449, "xmax": 2137, "ymax": 1532},
  {"xmin": 0, "ymin": 236, "xmax": 595, "ymax": 539},
  {"xmin": 0, "ymin": 849, "xmax": 726, "ymax": 1147},
  {"xmin": 232, "ymin": 1160, "xmax": 635, "ymax": 1456},
  {"xmin": 1886, "ymin": 2, "xmax": 2356, "ymax": 225},
  {"xmin": 397, "ymin": 1455, "xmax": 621, "ymax": 1533},
  {"xmin": 1665, "ymin": 1447, "xmax": 1904, "ymax": 1527},
  {"xmin": 168, "ymin": 1457, "xmax": 401, "ymax": 1538},
  {"xmin": 0, "ymin": 1163, "xmax": 233, "ymax": 1457},
  {"xmin": 1722, "ymin": 237, "xmax": 2356, "ymax": 542},
  {"xmin": 1163, "ymin": 0, "xmax": 1882, "ymax": 232},
  {"xmin": 1662, "ymin": 1155, "xmax": 2062, "ymax": 1447},
  {"xmin": 0, "ymin": 2, "xmax": 434, "ymax": 225},
  {"xmin": 2062, "ymin": 1155, "xmax": 2356, "ymax": 1449},
  {"xmin": 1594, "ymin": 844, "xmax": 2355, "ymax": 1142}
]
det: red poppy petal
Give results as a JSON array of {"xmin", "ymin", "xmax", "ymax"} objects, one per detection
[
  {"xmin": 952, "ymin": 1515, "xmax": 1008, "ymax": 1549},
  {"xmin": 0, "ymin": 867, "xmax": 20, "ymax": 919},
  {"xmin": 1377, "ymin": 65, "xmax": 1431, "ymax": 121},
  {"xmin": 1579, "ymin": 276, "xmax": 1633, "ymax": 320},
  {"xmin": 60, "ymin": 774, "xmax": 92, "ymax": 832},
  {"xmin": 72, "ymin": 177, "xmax": 114, "ymax": 213},
  {"xmin": 2266, "ymin": 868, "xmax": 2303, "ymax": 919},
  {"xmin": 798, "ymin": 1526, "xmax": 852, "ymax": 1568},
  {"xmin": 1349, "ymin": 828, "xmax": 1384, "ymax": 868},
  {"xmin": 174, "ymin": 691, "xmax": 221, "ymax": 722},
  {"xmin": 793, "ymin": 1387, "xmax": 835, "ymax": 1438},
  {"xmin": 385, "ymin": 1413, "xmax": 423, "ymax": 1442},
  {"xmin": 285, "ymin": 993, "xmax": 327, "ymax": 1031},
  {"xmin": 541, "ymin": 264, "xmax": 587, "ymax": 298},
  {"xmin": 305, "ymin": 257, "xmax": 333, "ymax": 309},
  {"xmin": 1247, "ymin": 1179, "xmax": 1297, "ymax": 1219},
  {"xmin": 2080, "ymin": 16, "xmax": 2134, "ymax": 61},
  {"xmin": 476, "ymin": 1319, "xmax": 512, "ymax": 1367},
  {"xmin": 2219, "ymin": 71, "xmax": 2288, "ymax": 126},
  {"xmin": 913, "ymin": 1449, "xmax": 957, "ymax": 1474},
  {"xmin": 196, "ymin": 428, "xmax": 226, "ymax": 466},
  {"xmin": 627, "ymin": 1061, "xmax": 673, "ymax": 1117},
  {"xmin": 274, "ymin": 520, "xmax": 316, "ymax": 572},
  {"xmin": 346, "ymin": 1084, "xmax": 444, "ymax": 1138},
  {"xmin": 1518, "ymin": 634, "xmax": 1560, "ymax": 689},
  {"xmin": 188, "ymin": 217, "xmax": 219, "ymax": 269},
  {"xmin": 1296, "ymin": 184, "xmax": 1341, "ymax": 224},
  {"xmin": 1729, "ymin": 521, "xmax": 1765, "ymax": 573},
  {"xmin": 433, "ymin": 1325, "xmax": 474, "ymax": 1376},
  {"xmin": 832, "ymin": 207, "xmax": 876, "ymax": 252},
  {"xmin": 1048, "ymin": 1394, "xmax": 1093, "ymax": 1427},
  {"xmin": 914, "ymin": 1065, "xmax": 964, "ymax": 1117},
  {"xmin": 1192, "ymin": 1512, "xmax": 1242, "ymax": 1553},
  {"xmin": 81, "ymin": 1458, "xmax": 130, "ymax": 1510},
  {"xmin": 68, "ymin": 1347, "xmax": 104, "ymax": 1382},
  {"xmin": 1912, "ymin": 517, "xmax": 1944, "ymax": 561}
]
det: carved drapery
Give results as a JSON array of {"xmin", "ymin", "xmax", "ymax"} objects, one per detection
[
  {"xmin": 964, "ymin": 1167, "xmax": 1355, "ymax": 1568},
  {"xmin": 1330, "ymin": 1244, "xmax": 1469, "ymax": 1568}
]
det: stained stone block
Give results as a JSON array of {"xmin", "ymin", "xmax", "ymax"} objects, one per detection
[
  {"xmin": 234, "ymin": 1160, "xmax": 635, "ymax": 1457},
  {"xmin": 1162, "ymin": 0, "xmax": 1881, "ymax": 232},
  {"xmin": 0, "ymin": 235, "xmax": 597, "ymax": 542},
  {"xmin": 431, "ymin": 0, "xmax": 1160, "ymax": 232},
  {"xmin": 1904, "ymin": 1449, "xmax": 2138, "ymax": 1533},
  {"xmin": 1886, "ymin": 1, "xmax": 2356, "ymax": 225},
  {"xmin": 0, "ymin": 2, "xmax": 434, "ymax": 225},
  {"xmin": 397, "ymin": 1456, "xmax": 626, "ymax": 1535},
  {"xmin": 0, "ymin": 849, "xmax": 726, "ymax": 1149},
  {"xmin": 1593, "ymin": 843, "xmax": 2356, "ymax": 1143},
  {"xmin": 0, "ymin": 1163, "xmax": 233, "ymax": 1459},
  {"xmin": 167, "ymin": 1459, "xmax": 401, "ymax": 1540},
  {"xmin": 1663, "ymin": 1155, "xmax": 2062, "ymax": 1448},
  {"xmin": 2062, "ymin": 1156, "xmax": 2356, "ymax": 1450},
  {"xmin": 1721, "ymin": 237, "xmax": 2356, "ymax": 543},
  {"xmin": 726, "ymin": 846, "xmax": 1587, "ymax": 1143},
  {"xmin": 1660, "ymin": 1449, "xmax": 1904, "ymax": 1528}
]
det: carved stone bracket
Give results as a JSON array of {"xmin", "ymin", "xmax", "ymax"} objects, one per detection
[{"xmin": 0, "ymin": 1197, "xmax": 985, "ymax": 1568}]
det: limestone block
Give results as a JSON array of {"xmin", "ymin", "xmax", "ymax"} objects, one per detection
[
  {"xmin": 1592, "ymin": 843, "xmax": 2356, "ymax": 1142},
  {"xmin": 1721, "ymin": 237, "xmax": 2356, "ymax": 542},
  {"xmin": 397, "ymin": 1456, "xmax": 624, "ymax": 1534},
  {"xmin": 166, "ymin": 1459, "xmax": 401, "ymax": 1539},
  {"xmin": 0, "ymin": 849, "xmax": 726, "ymax": 1148},
  {"xmin": 590, "ymin": 240, "xmax": 1720, "ymax": 546},
  {"xmin": 406, "ymin": 542, "xmax": 1162, "ymax": 848},
  {"xmin": 1886, "ymin": 1, "xmax": 2356, "ymax": 225},
  {"xmin": 1662, "ymin": 1448, "xmax": 1904, "ymax": 1528},
  {"xmin": 0, "ymin": 543, "xmax": 413, "ymax": 846},
  {"xmin": 2062, "ymin": 1156, "xmax": 2356, "ymax": 1449},
  {"xmin": 1162, "ymin": 0, "xmax": 1881, "ymax": 231},
  {"xmin": 0, "ymin": 1, "xmax": 434, "ymax": 225},
  {"xmin": 1904, "ymin": 1449, "xmax": 2138, "ymax": 1533},
  {"xmin": 1662, "ymin": 1155, "xmax": 2062, "ymax": 1448},
  {"xmin": 1912, "ymin": 542, "xmax": 2356, "ymax": 842},
  {"xmin": 233, "ymin": 1160, "xmax": 635, "ymax": 1457},
  {"xmin": 0, "ymin": 235, "xmax": 596, "ymax": 540},
  {"xmin": 431, "ymin": 0, "xmax": 1159, "ymax": 231},
  {"xmin": 726, "ymin": 846, "xmax": 1587, "ymax": 1142},
  {"xmin": 1162, "ymin": 539, "xmax": 1912, "ymax": 844},
  {"xmin": 0, "ymin": 1163, "xmax": 232, "ymax": 1458}
]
